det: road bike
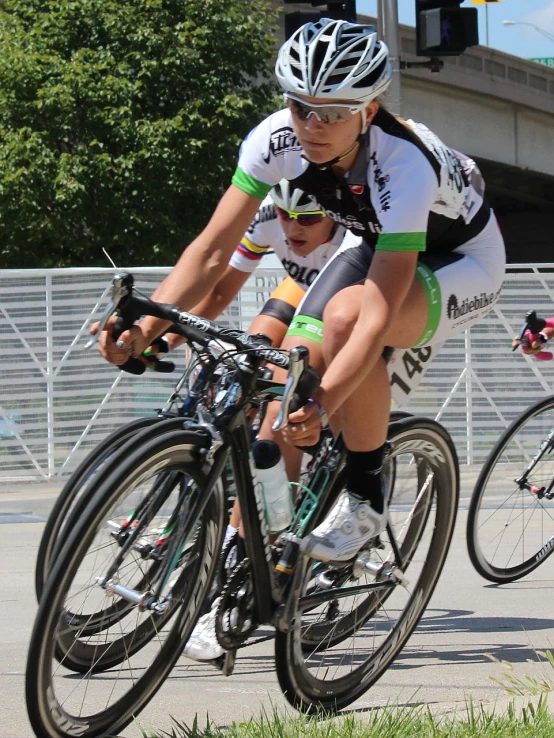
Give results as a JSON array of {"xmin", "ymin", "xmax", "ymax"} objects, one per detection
[
  {"xmin": 34, "ymin": 319, "xmax": 235, "ymax": 601},
  {"xmin": 26, "ymin": 272, "xmax": 459, "ymax": 738},
  {"xmin": 467, "ymin": 310, "xmax": 554, "ymax": 583}
]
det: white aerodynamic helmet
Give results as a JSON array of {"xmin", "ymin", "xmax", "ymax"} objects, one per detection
[
  {"xmin": 270, "ymin": 180, "xmax": 323, "ymax": 212},
  {"xmin": 275, "ymin": 18, "xmax": 392, "ymax": 103}
]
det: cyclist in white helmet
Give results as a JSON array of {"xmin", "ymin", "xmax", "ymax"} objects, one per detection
[
  {"xmin": 98, "ymin": 19, "xmax": 505, "ymax": 566},
  {"xmin": 148, "ymin": 181, "xmax": 346, "ymax": 663},
  {"xmin": 153, "ymin": 180, "xmax": 345, "ymax": 357}
]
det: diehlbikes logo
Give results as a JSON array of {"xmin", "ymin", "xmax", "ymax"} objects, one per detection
[
  {"xmin": 369, "ymin": 152, "xmax": 392, "ymax": 212},
  {"xmin": 446, "ymin": 288, "xmax": 501, "ymax": 328},
  {"xmin": 320, "ymin": 208, "xmax": 373, "ymax": 234}
]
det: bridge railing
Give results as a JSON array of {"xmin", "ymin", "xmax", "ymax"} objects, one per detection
[{"xmin": 1, "ymin": 264, "xmax": 554, "ymax": 480}]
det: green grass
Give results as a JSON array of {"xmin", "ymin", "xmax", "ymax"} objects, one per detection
[
  {"xmin": 490, "ymin": 649, "xmax": 554, "ymax": 697},
  {"xmin": 135, "ymin": 699, "xmax": 554, "ymax": 738}
]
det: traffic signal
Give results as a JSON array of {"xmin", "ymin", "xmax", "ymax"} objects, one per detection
[
  {"xmin": 415, "ymin": 1, "xmax": 479, "ymax": 56},
  {"xmin": 283, "ymin": 2, "xmax": 357, "ymax": 40}
]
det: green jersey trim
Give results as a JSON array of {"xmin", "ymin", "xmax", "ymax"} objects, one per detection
[
  {"xmin": 286, "ymin": 315, "xmax": 324, "ymax": 345},
  {"xmin": 413, "ymin": 263, "xmax": 441, "ymax": 347},
  {"xmin": 232, "ymin": 168, "xmax": 272, "ymax": 200},
  {"xmin": 376, "ymin": 232, "xmax": 426, "ymax": 252}
]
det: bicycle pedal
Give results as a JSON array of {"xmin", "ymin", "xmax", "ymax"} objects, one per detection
[{"xmin": 212, "ymin": 649, "xmax": 236, "ymax": 676}]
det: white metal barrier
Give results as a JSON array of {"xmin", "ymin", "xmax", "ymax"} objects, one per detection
[{"xmin": 1, "ymin": 265, "xmax": 554, "ymax": 481}]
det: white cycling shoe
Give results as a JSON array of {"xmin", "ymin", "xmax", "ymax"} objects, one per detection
[
  {"xmin": 300, "ymin": 490, "xmax": 387, "ymax": 562},
  {"xmin": 182, "ymin": 597, "xmax": 225, "ymax": 662}
]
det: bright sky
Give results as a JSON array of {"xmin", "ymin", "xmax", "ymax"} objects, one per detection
[{"xmin": 357, "ymin": 0, "xmax": 554, "ymax": 60}]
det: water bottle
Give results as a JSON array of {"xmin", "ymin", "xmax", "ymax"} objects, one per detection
[{"xmin": 252, "ymin": 440, "xmax": 293, "ymax": 534}]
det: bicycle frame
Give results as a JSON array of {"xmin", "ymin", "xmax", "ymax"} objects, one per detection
[
  {"xmin": 95, "ymin": 368, "xmax": 409, "ymax": 631},
  {"xmin": 514, "ymin": 426, "xmax": 554, "ymax": 499},
  {"xmin": 88, "ymin": 272, "xmax": 403, "ymax": 632}
]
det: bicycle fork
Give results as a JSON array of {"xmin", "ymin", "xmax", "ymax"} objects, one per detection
[{"xmin": 515, "ymin": 429, "xmax": 554, "ymax": 499}]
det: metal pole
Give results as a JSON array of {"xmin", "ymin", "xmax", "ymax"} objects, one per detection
[
  {"xmin": 465, "ymin": 329, "xmax": 474, "ymax": 466},
  {"xmin": 379, "ymin": 0, "xmax": 402, "ymax": 115},
  {"xmin": 45, "ymin": 273, "xmax": 55, "ymax": 479},
  {"xmin": 377, "ymin": 0, "xmax": 384, "ymax": 39},
  {"xmin": 486, "ymin": 5, "xmax": 489, "ymax": 47}
]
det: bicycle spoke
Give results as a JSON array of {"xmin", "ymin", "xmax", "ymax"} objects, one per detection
[{"xmin": 275, "ymin": 418, "xmax": 458, "ymax": 713}]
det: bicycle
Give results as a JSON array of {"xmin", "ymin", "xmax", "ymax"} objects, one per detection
[
  {"xmin": 26, "ymin": 272, "xmax": 459, "ymax": 738},
  {"xmin": 34, "ymin": 315, "xmax": 236, "ymax": 602},
  {"xmin": 467, "ymin": 310, "xmax": 554, "ymax": 583}
]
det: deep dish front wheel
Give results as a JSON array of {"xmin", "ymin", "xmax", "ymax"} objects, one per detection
[
  {"xmin": 34, "ymin": 415, "xmax": 188, "ymax": 601},
  {"xmin": 26, "ymin": 430, "xmax": 226, "ymax": 738},
  {"xmin": 467, "ymin": 394, "xmax": 554, "ymax": 583},
  {"xmin": 275, "ymin": 416, "xmax": 459, "ymax": 713}
]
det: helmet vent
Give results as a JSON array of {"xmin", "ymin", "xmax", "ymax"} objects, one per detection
[
  {"xmin": 288, "ymin": 45, "xmax": 303, "ymax": 82},
  {"xmin": 310, "ymin": 40, "xmax": 331, "ymax": 88},
  {"xmin": 351, "ymin": 58, "xmax": 388, "ymax": 89},
  {"xmin": 326, "ymin": 72, "xmax": 347, "ymax": 87}
]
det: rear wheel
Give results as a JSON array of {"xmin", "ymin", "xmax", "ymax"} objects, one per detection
[
  {"xmin": 26, "ymin": 429, "xmax": 226, "ymax": 738},
  {"xmin": 275, "ymin": 416, "xmax": 459, "ymax": 713},
  {"xmin": 467, "ymin": 395, "xmax": 554, "ymax": 583}
]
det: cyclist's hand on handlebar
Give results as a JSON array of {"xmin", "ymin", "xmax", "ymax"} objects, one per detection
[
  {"xmin": 282, "ymin": 402, "xmax": 320, "ymax": 446},
  {"xmin": 517, "ymin": 329, "xmax": 545, "ymax": 355},
  {"xmin": 516, "ymin": 325, "xmax": 554, "ymax": 361},
  {"xmin": 90, "ymin": 317, "xmax": 151, "ymax": 367},
  {"xmin": 146, "ymin": 332, "xmax": 187, "ymax": 355},
  {"xmin": 282, "ymin": 396, "xmax": 328, "ymax": 447}
]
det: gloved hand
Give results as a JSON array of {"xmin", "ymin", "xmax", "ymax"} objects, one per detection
[{"xmin": 514, "ymin": 326, "xmax": 554, "ymax": 361}]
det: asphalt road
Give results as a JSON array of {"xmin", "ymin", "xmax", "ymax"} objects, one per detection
[{"xmin": 1, "ymin": 477, "xmax": 553, "ymax": 738}]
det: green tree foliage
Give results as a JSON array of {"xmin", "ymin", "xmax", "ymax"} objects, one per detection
[{"xmin": 0, "ymin": 0, "xmax": 278, "ymax": 267}]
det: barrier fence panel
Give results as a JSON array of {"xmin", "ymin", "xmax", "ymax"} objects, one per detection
[{"xmin": 1, "ymin": 265, "xmax": 554, "ymax": 481}]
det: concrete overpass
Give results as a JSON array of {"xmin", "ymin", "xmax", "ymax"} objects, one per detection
[{"xmin": 276, "ymin": 7, "xmax": 554, "ymax": 262}]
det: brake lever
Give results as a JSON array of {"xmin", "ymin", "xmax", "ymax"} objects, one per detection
[
  {"xmin": 85, "ymin": 272, "xmax": 135, "ymax": 349},
  {"xmin": 272, "ymin": 346, "xmax": 309, "ymax": 432}
]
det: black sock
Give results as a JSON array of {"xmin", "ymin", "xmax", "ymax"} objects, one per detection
[{"xmin": 346, "ymin": 444, "xmax": 386, "ymax": 514}]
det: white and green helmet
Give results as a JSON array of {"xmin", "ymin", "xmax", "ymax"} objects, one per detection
[
  {"xmin": 270, "ymin": 180, "xmax": 323, "ymax": 213},
  {"xmin": 275, "ymin": 18, "xmax": 391, "ymax": 103}
]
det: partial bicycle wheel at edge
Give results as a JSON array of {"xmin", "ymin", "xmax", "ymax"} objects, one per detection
[
  {"xmin": 26, "ymin": 429, "xmax": 226, "ymax": 738},
  {"xmin": 275, "ymin": 416, "xmax": 459, "ymax": 713},
  {"xmin": 467, "ymin": 394, "xmax": 554, "ymax": 584},
  {"xmin": 35, "ymin": 415, "xmax": 166, "ymax": 601}
]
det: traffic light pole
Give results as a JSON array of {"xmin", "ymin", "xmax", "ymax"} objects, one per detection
[{"xmin": 378, "ymin": 0, "xmax": 402, "ymax": 114}]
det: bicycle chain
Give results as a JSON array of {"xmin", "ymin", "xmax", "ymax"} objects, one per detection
[{"xmin": 215, "ymin": 558, "xmax": 258, "ymax": 651}]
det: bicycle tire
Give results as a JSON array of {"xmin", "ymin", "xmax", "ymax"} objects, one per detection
[
  {"xmin": 297, "ymin": 417, "xmax": 429, "ymax": 652},
  {"xmin": 26, "ymin": 429, "xmax": 226, "ymax": 738},
  {"xmin": 35, "ymin": 415, "xmax": 164, "ymax": 601},
  {"xmin": 49, "ymin": 419, "xmax": 223, "ymax": 670},
  {"xmin": 47, "ymin": 418, "xmax": 234, "ymax": 667},
  {"xmin": 53, "ymin": 467, "xmax": 188, "ymax": 661},
  {"xmin": 467, "ymin": 394, "xmax": 554, "ymax": 584},
  {"xmin": 275, "ymin": 416, "xmax": 459, "ymax": 713}
]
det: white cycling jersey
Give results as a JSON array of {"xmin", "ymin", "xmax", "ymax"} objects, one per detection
[
  {"xmin": 229, "ymin": 195, "xmax": 346, "ymax": 291},
  {"xmin": 232, "ymin": 108, "xmax": 489, "ymax": 254}
]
